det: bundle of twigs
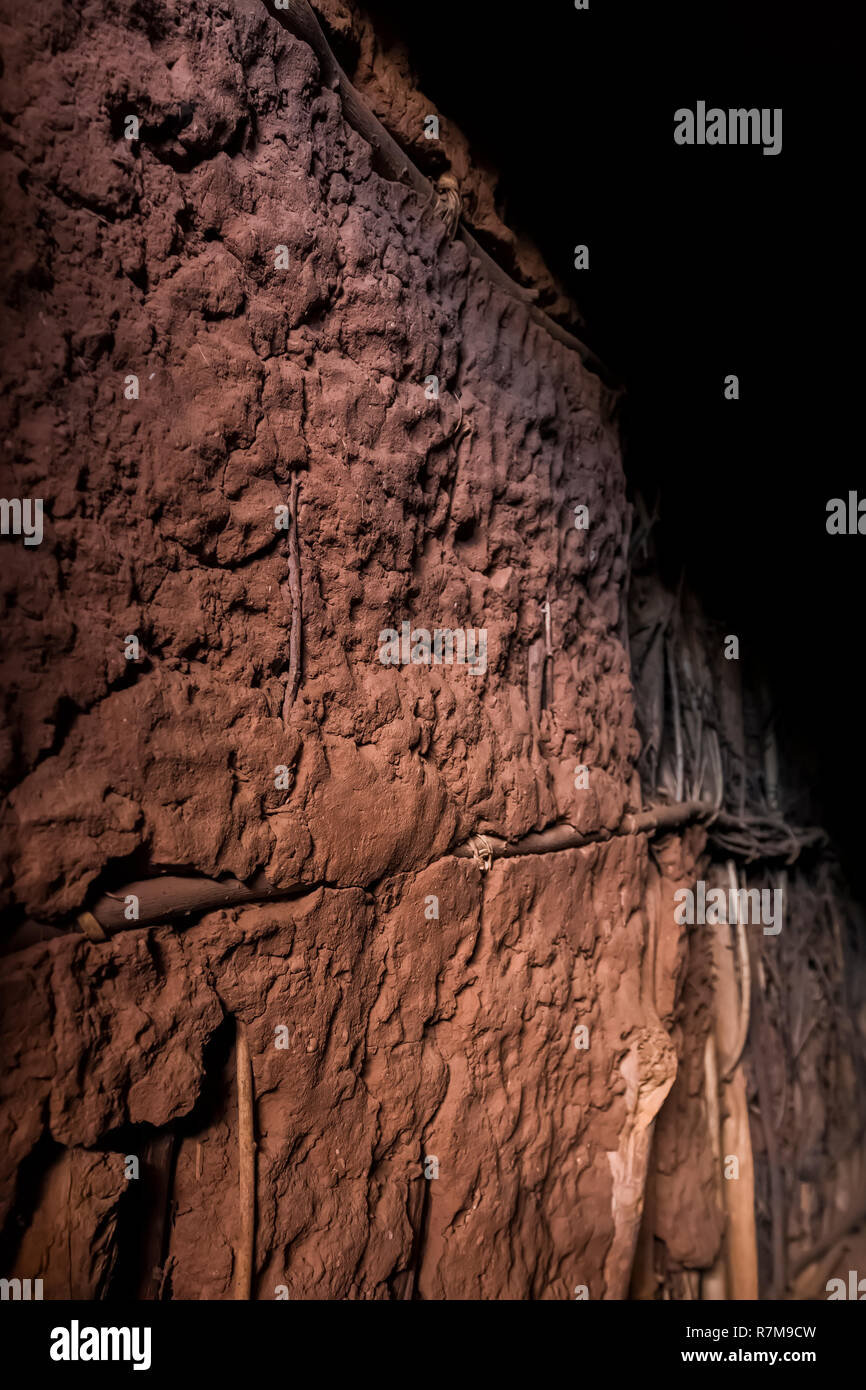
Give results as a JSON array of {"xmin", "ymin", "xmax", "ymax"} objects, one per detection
[
  {"xmin": 626, "ymin": 493, "xmax": 866, "ymax": 1301},
  {"xmin": 744, "ymin": 865, "xmax": 866, "ymax": 1296},
  {"xmin": 708, "ymin": 812, "xmax": 827, "ymax": 865}
]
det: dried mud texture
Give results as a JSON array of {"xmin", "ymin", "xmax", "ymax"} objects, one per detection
[
  {"xmin": 3, "ymin": 833, "xmax": 699, "ymax": 1299},
  {"xmin": 308, "ymin": 0, "xmax": 579, "ymax": 325},
  {"xmin": 0, "ymin": 0, "xmax": 632, "ymax": 925},
  {"xmin": 0, "ymin": 0, "xmax": 716, "ymax": 1298}
]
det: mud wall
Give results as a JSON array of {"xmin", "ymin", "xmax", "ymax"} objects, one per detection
[{"xmin": 0, "ymin": 0, "xmax": 789, "ymax": 1300}]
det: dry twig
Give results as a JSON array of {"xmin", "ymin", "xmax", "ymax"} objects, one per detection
[{"xmin": 280, "ymin": 473, "xmax": 302, "ymax": 724}]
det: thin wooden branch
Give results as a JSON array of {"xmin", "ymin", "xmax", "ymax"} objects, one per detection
[
  {"xmin": 700, "ymin": 1031, "xmax": 727, "ymax": 1299},
  {"xmin": 710, "ymin": 728, "xmax": 725, "ymax": 811},
  {"xmin": 64, "ymin": 794, "xmax": 833, "ymax": 943},
  {"xmin": 542, "ymin": 589, "xmax": 553, "ymax": 712},
  {"xmin": 86, "ymin": 869, "xmax": 285, "ymax": 933},
  {"xmin": 666, "ymin": 638, "xmax": 684, "ymax": 805},
  {"xmin": 138, "ymin": 1133, "xmax": 176, "ymax": 1300},
  {"xmin": 280, "ymin": 472, "xmax": 302, "ymax": 724},
  {"xmin": 720, "ymin": 860, "xmax": 751, "ymax": 1083},
  {"xmin": 704, "ymin": 862, "xmax": 759, "ymax": 1299},
  {"xmin": 75, "ymin": 799, "xmax": 716, "ymax": 937},
  {"xmin": 452, "ymin": 799, "xmax": 715, "ymax": 864},
  {"xmin": 708, "ymin": 811, "xmax": 826, "ymax": 864}
]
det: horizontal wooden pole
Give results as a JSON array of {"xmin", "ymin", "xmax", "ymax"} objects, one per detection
[{"xmin": 82, "ymin": 799, "xmax": 716, "ymax": 938}]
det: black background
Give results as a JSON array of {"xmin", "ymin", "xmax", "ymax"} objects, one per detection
[{"xmin": 368, "ymin": 0, "xmax": 861, "ymax": 888}]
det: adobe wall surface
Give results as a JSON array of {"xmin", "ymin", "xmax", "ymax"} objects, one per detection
[{"xmin": 0, "ymin": 0, "xmax": 716, "ymax": 1297}]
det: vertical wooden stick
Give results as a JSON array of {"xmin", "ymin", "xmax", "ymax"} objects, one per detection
[
  {"xmin": 714, "ymin": 878, "xmax": 759, "ymax": 1299},
  {"xmin": 666, "ymin": 637, "xmax": 684, "ymax": 804},
  {"xmin": 721, "ymin": 861, "xmax": 751, "ymax": 1082},
  {"xmin": 138, "ymin": 1133, "xmax": 176, "ymax": 1300},
  {"xmin": 234, "ymin": 1021, "xmax": 256, "ymax": 1301},
  {"xmin": 540, "ymin": 593, "xmax": 553, "ymax": 713},
  {"xmin": 700, "ymin": 1029, "xmax": 728, "ymax": 1299}
]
